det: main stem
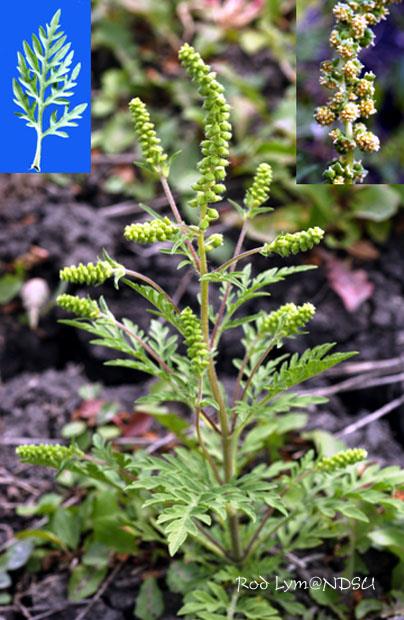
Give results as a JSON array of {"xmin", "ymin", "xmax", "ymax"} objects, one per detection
[
  {"xmin": 344, "ymin": 120, "xmax": 354, "ymax": 185},
  {"xmin": 342, "ymin": 66, "xmax": 354, "ymax": 185},
  {"xmin": 198, "ymin": 205, "xmax": 242, "ymax": 562},
  {"xmin": 210, "ymin": 219, "xmax": 248, "ymax": 347}
]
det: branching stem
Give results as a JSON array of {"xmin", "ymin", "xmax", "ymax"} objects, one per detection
[
  {"xmin": 243, "ymin": 469, "xmax": 316, "ymax": 561},
  {"xmin": 215, "ymin": 246, "xmax": 263, "ymax": 273},
  {"xmin": 123, "ymin": 271, "xmax": 179, "ymax": 311},
  {"xmin": 160, "ymin": 176, "xmax": 201, "ymax": 270},
  {"xmin": 111, "ymin": 317, "xmax": 173, "ymax": 375},
  {"xmin": 240, "ymin": 342, "xmax": 275, "ymax": 403},
  {"xmin": 194, "ymin": 522, "xmax": 232, "ymax": 560}
]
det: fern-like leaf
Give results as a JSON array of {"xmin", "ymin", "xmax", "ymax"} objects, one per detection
[
  {"xmin": 263, "ymin": 344, "xmax": 356, "ymax": 401},
  {"xmin": 13, "ymin": 9, "xmax": 88, "ymax": 171},
  {"xmin": 222, "ymin": 265, "xmax": 316, "ymax": 332}
]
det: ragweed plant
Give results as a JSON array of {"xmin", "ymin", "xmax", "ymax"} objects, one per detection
[
  {"xmin": 315, "ymin": 0, "xmax": 402, "ymax": 184},
  {"xmin": 13, "ymin": 9, "xmax": 87, "ymax": 172},
  {"xmin": 18, "ymin": 45, "xmax": 404, "ymax": 618}
]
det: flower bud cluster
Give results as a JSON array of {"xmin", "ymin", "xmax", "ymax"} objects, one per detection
[
  {"xmin": 260, "ymin": 303, "xmax": 315, "ymax": 338},
  {"xmin": 57, "ymin": 294, "xmax": 100, "ymax": 319},
  {"xmin": 124, "ymin": 217, "xmax": 177, "ymax": 244},
  {"xmin": 180, "ymin": 307, "xmax": 209, "ymax": 374},
  {"xmin": 244, "ymin": 163, "xmax": 273, "ymax": 215},
  {"xmin": 60, "ymin": 261, "xmax": 113, "ymax": 286},
  {"xmin": 323, "ymin": 158, "xmax": 367, "ymax": 184},
  {"xmin": 354, "ymin": 125, "xmax": 380, "ymax": 152},
  {"xmin": 329, "ymin": 128, "xmax": 356, "ymax": 154},
  {"xmin": 339, "ymin": 102, "xmax": 360, "ymax": 122},
  {"xmin": 205, "ymin": 233, "xmax": 224, "ymax": 252},
  {"xmin": 178, "ymin": 44, "xmax": 231, "ymax": 213},
  {"xmin": 317, "ymin": 448, "xmax": 367, "ymax": 472},
  {"xmin": 129, "ymin": 98, "xmax": 169, "ymax": 176},
  {"xmin": 16, "ymin": 444, "xmax": 81, "ymax": 468},
  {"xmin": 261, "ymin": 227, "xmax": 324, "ymax": 257},
  {"xmin": 315, "ymin": 0, "xmax": 402, "ymax": 183},
  {"xmin": 314, "ymin": 106, "xmax": 336, "ymax": 126}
]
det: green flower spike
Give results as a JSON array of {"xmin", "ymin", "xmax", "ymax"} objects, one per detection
[
  {"xmin": 261, "ymin": 227, "xmax": 324, "ymax": 257},
  {"xmin": 180, "ymin": 307, "xmax": 209, "ymax": 375},
  {"xmin": 179, "ymin": 43, "xmax": 232, "ymax": 214},
  {"xmin": 129, "ymin": 97, "xmax": 169, "ymax": 176},
  {"xmin": 16, "ymin": 444, "xmax": 81, "ymax": 468},
  {"xmin": 260, "ymin": 303, "xmax": 315, "ymax": 338},
  {"xmin": 124, "ymin": 217, "xmax": 177, "ymax": 244},
  {"xmin": 244, "ymin": 163, "xmax": 273, "ymax": 215},
  {"xmin": 317, "ymin": 448, "xmax": 368, "ymax": 472},
  {"xmin": 60, "ymin": 260, "xmax": 113, "ymax": 286},
  {"xmin": 57, "ymin": 294, "xmax": 100, "ymax": 319}
]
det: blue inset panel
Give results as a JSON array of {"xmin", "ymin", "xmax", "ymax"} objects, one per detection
[{"xmin": 0, "ymin": 0, "xmax": 91, "ymax": 173}]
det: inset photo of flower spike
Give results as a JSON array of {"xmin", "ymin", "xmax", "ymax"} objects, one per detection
[
  {"xmin": 9, "ymin": 5, "xmax": 89, "ymax": 173},
  {"xmin": 297, "ymin": 0, "xmax": 404, "ymax": 184}
]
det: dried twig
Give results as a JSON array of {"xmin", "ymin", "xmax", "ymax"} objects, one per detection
[
  {"xmin": 92, "ymin": 153, "xmax": 136, "ymax": 166},
  {"xmin": 112, "ymin": 434, "xmax": 176, "ymax": 451},
  {"xmin": 30, "ymin": 602, "xmax": 85, "ymax": 620},
  {"xmin": 0, "ymin": 466, "xmax": 45, "ymax": 496},
  {"xmin": 298, "ymin": 371, "xmax": 404, "ymax": 398},
  {"xmin": 146, "ymin": 433, "xmax": 177, "ymax": 454},
  {"xmin": 336, "ymin": 395, "xmax": 404, "ymax": 438},
  {"xmin": 74, "ymin": 562, "xmax": 124, "ymax": 620},
  {"xmin": 99, "ymin": 195, "xmax": 168, "ymax": 219},
  {"xmin": 172, "ymin": 269, "xmax": 194, "ymax": 306},
  {"xmin": 0, "ymin": 437, "xmax": 63, "ymax": 446},
  {"xmin": 326, "ymin": 356, "xmax": 404, "ymax": 377}
]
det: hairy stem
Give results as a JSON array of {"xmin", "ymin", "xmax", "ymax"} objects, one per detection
[
  {"xmin": 111, "ymin": 317, "xmax": 173, "ymax": 374},
  {"xmin": 244, "ymin": 513, "xmax": 292, "ymax": 561},
  {"xmin": 243, "ymin": 506, "xmax": 275, "ymax": 560},
  {"xmin": 123, "ymin": 271, "xmax": 179, "ymax": 311},
  {"xmin": 160, "ymin": 176, "xmax": 200, "ymax": 270},
  {"xmin": 210, "ymin": 219, "xmax": 248, "ymax": 348},
  {"xmin": 215, "ymin": 246, "xmax": 263, "ymax": 273},
  {"xmin": 194, "ymin": 522, "xmax": 232, "ymax": 561},
  {"xmin": 81, "ymin": 453, "xmax": 137, "ymax": 484},
  {"xmin": 231, "ymin": 331, "xmax": 266, "ymax": 414},
  {"xmin": 198, "ymin": 207, "xmax": 242, "ymax": 562},
  {"xmin": 200, "ymin": 409, "xmax": 220, "ymax": 433},
  {"xmin": 240, "ymin": 341, "xmax": 275, "ymax": 403}
]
